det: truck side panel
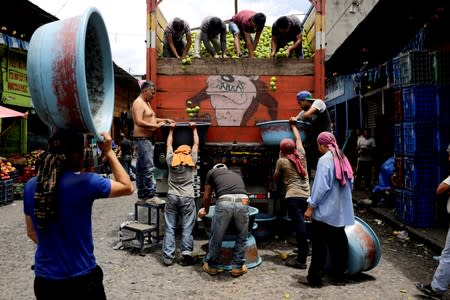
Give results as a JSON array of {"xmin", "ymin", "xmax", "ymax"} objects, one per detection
[{"xmin": 155, "ymin": 59, "xmax": 315, "ymax": 143}]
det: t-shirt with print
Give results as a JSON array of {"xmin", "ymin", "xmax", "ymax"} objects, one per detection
[{"xmin": 166, "ymin": 149, "xmax": 198, "ymax": 198}]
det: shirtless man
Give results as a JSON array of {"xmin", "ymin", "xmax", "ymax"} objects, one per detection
[{"xmin": 132, "ymin": 80, "xmax": 174, "ymax": 202}]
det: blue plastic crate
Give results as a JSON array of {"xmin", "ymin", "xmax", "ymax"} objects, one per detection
[
  {"xmin": 400, "ymin": 50, "xmax": 433, "ymax": 86},
  {"xmin": 402, "ymin": 85, "xmax": 437, "ymax": 122},
  {"xmin": 403, "ymin": 190, "xmax": 435, "ymax": 227},
  {"xmin": 393, "ymin": 123, "xmax": 403, "ymax": 155},
  {"xmin": 437, "ymin": 86, "xmax": 450, "ymax": 126},
  {"xmin": 402, "ymin": 122, "xmax": 437, "ymax": 156},
  {"xmin": 391, "ymin": 56, "xmax": 401, "ymax": 88},
  {"xmin": 0, "ymin": 179, "xmax": 14, "ymax": 204},
  {"xmin": 403, "ymin": 155, "xmax": 439, "ymax": 191}
]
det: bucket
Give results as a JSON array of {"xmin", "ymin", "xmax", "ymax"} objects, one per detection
[
  {"xmin": 27, "ymin": 7, "xmax": 114, "ymax": 141},
  {"xmin": 160, "ymin": 122, "xmax": 211, "ymax": 149},
  {"xmin": 212, "ymin": 234, "xmax": 262, "ymax": 270},
  {"xmin": 256, "ymin": 120, "xmax": 312, "ymax": 145},
  {"xmin": 253, "ymin": 213, "xmax": 277, "ymax": 239},
  {"xmin": 345, "ymin": 216, "xmax": 382, "ymax": 274}
]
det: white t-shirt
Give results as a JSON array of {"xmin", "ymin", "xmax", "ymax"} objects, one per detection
[
  {"xmin": 297, "ymin": 99, "xmax": 326, "ymax": 121},
  {"xmin": 444, "ymin": 176, "xmax": 450, "ymax": 213}
]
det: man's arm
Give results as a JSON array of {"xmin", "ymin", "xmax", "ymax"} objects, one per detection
[
  {"xmin": 290, "ymin": 118, "xmax": 305, "ymax": 152},
  {"xmin": 25, "ymin": 215, "xmax": 38, "ymax": 244},
  {"xmin": 198, "ymin": 184, "xmax": 212, "ymax": 218},
  {"xmin": 271, "ymin": 35, "xmax": 278, "ymax": 58},
  {"xmin": 220, "ymin": 30, "xmax": 227, "ymax": 57},
  {"xmin": 287, "ymin": 32, "xmax": 302, "ymax": 57},
  {"xmin": 182, "ymin": 33, "xmax": 192, "ymax": 58},
  {"xmin": 252, "ymin": 30, "xmax": 262, "ymax": 53},
  {"xmin": 98, "ymin": 132, "xmax": 134, "ymax": 198},
  {"xmin": 167, "ymin": 124, "xmax": 174, "ymax": 152},
  {"xmin": 190, "ymin": 122, "xmax": 199, "ymax": 153},
  {"xmin": 243, "ymin": 32, "xmax": 255, "ymax": 57},
  {"xmin": 167, "ymin": 34, "xmax": 180, "ymax": 58},
  {"xmin": 301, "ymin": 105, "xmax": 319, "ymax": 120},
  {"xmin": 202, "ymin": 184, "xmax": 213, "ymax": 213},
  {"xmin": 436, "ymin": 181, "xmax": 450, "ymax": 197}
]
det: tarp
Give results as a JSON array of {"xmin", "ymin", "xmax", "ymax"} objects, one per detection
[{"xmin": 0, "ymin": 105, "xmax": 25, "ymax": 118}]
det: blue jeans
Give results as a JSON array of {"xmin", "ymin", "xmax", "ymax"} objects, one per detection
[
  {"xmin": 206, "ymin": 201, "xmax": 249, "ymax": 268},
  {"xmin": 162, "ymin": 194, "xmax": 196, "ymax": 259},
  {"xmin": 432, "ymin": 227, "xmax": 450, "ymax": 293},
  {"xmin": 134, "ymin": 140, "xmax": 156, "ymax": 199},
  {"xmin": 120, "ymin": 154, "xmax": 133, "ymax": 176},
  {"xmin": 286, "ymin": 197, "xmax": 309, "ymax": 263}
]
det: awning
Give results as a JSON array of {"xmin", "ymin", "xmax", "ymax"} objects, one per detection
[
  {"xmin": 0, "ymin": 33, "xmax": 29, "ymax": 50},
  {"xmin": 0, "ymin": 105, "xmax": 26, "ymax": 118}
]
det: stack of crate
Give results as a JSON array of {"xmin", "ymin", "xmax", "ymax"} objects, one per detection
[
  {"xmin": 392, "ymin": 50, "xmax": 441, "ymax": 227},
  {"xmin": 0, "ymin": 179, "xmax": 14, "ymax": 205}
]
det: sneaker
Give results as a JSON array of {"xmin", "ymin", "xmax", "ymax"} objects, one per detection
[
  {"xmin": 147, "ymin": 197, "xmax": 166, "ymax": 206},
  {"xmin": 162, "ymin": 256, "xmax": 174, "ymax": 266},
  {"xmin": 415, "ymin": 283, "xmax": 443, "ymax": 299},
  {"xmin": 305, "ymin": 274, "xmax": 323, "ymax": 288},
  {"xmin": 135, "ymin": 199, "xmax": 148, "ymax": 205},
  {"xmin": 285, "ymin": 258, "xmax": 307, "ymax": 269},
  {"xmin": 203, "ymin": 262, "xmax": 218, "ymax": 275},
  {"xmin": 179, "ymin": 255, "xmax": 197, "ymax": 266},
  {"xmin": 230, "ymin": 265, "xmax": 248, "ymax": 277}
]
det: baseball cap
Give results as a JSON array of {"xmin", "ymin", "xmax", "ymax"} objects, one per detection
[
  {"xmin": 296, "ymin": 90, "xmax": 313, "ymax": 101},
  {"xmin": 213, "ymin": 163, "xmax": 227, "ymax": 169}
]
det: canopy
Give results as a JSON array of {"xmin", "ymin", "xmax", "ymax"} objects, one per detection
[{"xmin": 0, "ymin": 105, "xmax": 26, "ymax": 118}]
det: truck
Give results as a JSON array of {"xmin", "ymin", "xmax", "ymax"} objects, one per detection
[{"xmin": 145, "ymin": 0, "xmax": 326, "ymax": 217}]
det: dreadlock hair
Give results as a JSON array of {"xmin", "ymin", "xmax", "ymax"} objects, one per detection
[{"xmin": 33, "ymin": 129, "xmax": 85, "ymax": 229}]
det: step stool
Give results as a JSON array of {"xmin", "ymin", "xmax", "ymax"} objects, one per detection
[
  {"xmin": 134, "ymin": 200, "xmax": 165, "ymax": 243},
  {"xmin": 121, "ymin": 222, "xmax": 157, "ymax": 252}
]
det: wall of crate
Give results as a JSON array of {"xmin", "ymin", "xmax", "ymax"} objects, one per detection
[{"xmin": 392, "ymin": 50, "xmax": 450, "ymax": 227}]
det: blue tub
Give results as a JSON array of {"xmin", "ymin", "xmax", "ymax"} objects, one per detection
[{"xmin": 256, "ymin": 120, "xmax": 312, "ymax": 145}]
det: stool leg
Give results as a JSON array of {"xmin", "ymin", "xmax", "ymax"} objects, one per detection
[{"xmin": 134, "ymin": 204, "xmax": 138, "ymax": 221}]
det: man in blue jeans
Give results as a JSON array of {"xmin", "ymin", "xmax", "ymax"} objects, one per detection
[
  {"xmin": 198, "ymin": 163, "xmax": 249, "ymax": 277},
  {"xmin": 162, "ymin": 122, "xmax": 199, "ymax": 266},
  {"xmin": 131, "ymin": 80, "xmax": 174, "ymax": 203},
  {"xmin": 416, "ymin": 144, "xmax": 450, "ymax": 299}
]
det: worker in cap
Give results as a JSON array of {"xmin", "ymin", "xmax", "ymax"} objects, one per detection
[{"xmin": 292, "ymin": 90, "xmax": 332, "ymax": 176}]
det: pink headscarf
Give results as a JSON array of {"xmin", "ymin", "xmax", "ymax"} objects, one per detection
[
  {"xmin": 317, "ymin": 132, "xmax": 353, "ymax": 186},
  {"xmin": 279, "ymin": 138, "xmax": 307, "ymax": 178}
]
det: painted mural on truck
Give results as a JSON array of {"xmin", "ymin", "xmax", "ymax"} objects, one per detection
[{"xmin": 188, "ymin": 75, "xmax": 278, "ymax": 126}]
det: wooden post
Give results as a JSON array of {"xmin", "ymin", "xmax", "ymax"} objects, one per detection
[
  {"xmin": 313, "ymin": 0, "xmax": 326, "ymax": 100},
  {"xmin": 146, "ymin": 0, "xmax": 158, "ymax": 83}
]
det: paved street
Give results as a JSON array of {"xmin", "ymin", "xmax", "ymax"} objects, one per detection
[{"xmin": 0, "ymin": 189, "xmax": 444, "ymax": 300}]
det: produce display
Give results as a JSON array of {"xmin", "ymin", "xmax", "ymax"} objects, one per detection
[
  {"xmin": 0, "ymin": 160, "xmax": 16, "ymax": 180},
  {"xmin": 163, "ymin": 26, "xmax": 313, "ymax": 59}
]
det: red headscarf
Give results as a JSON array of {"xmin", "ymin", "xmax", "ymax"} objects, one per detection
[
  {"xmin": 317, "ymin": 132, "xmax": 353, "ymax": 186},
  {"xmin": 279, "ymin": 138, "xmax": 307, "ymax": 178}
]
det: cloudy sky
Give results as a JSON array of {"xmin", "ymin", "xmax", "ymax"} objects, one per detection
[{"xmin": 29, "ymin": 0, "xmax": 311, "ymax": 75}]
